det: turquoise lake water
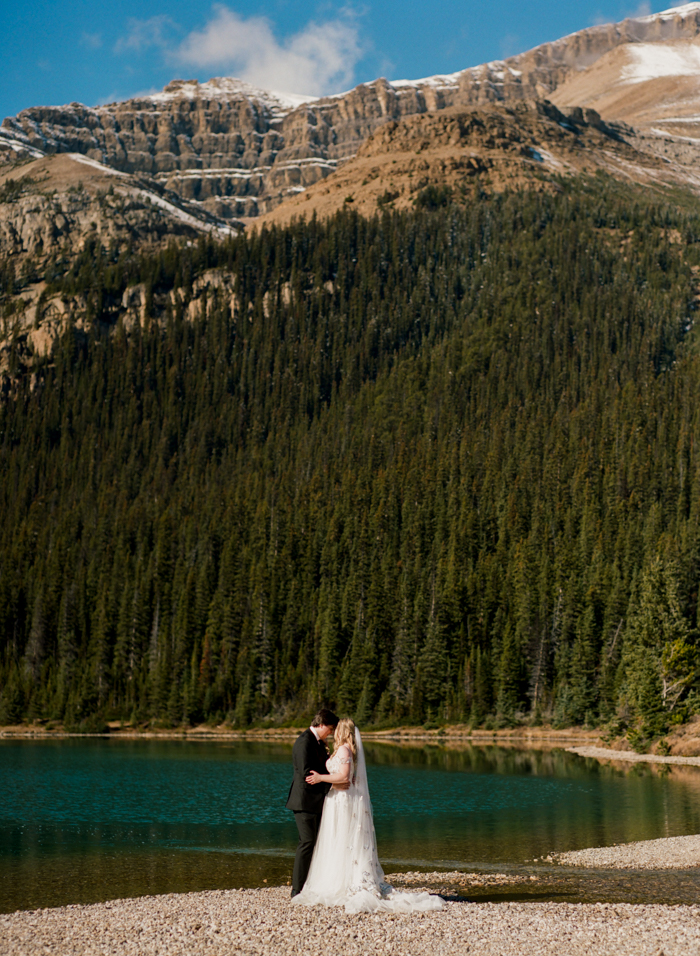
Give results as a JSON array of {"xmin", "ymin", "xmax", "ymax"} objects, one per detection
[{"xmin": 2, "ymin": 738, "xmax": 700, "ymax": 912}]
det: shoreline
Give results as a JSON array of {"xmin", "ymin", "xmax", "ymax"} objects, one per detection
[
  {"xmin": 3, "ymin": 880, "xmax": 700, "ymax": 956},
  {"xmin": 567, "ymin": 745, "xmax": 700, "ymax": 767},
  {"xmin": 548, "ymin": 833, "xmax": 700, "ymax": 869},
  {"xmin": 4, "ymin": 725, "xmax": 700, "ymax": 757},
  {"xmin": 5, "ymin": 724, "xmax": 700, "ymax": 770},
  {"xmin": 0, "ymin": 723, "xmax": 605, "ymax": 745},
  {"xmin": 4, "ymin": 835, "xmax": 700, "ymax": 952},
  {"xmin": 2, "ymin": 719, "xmax": 699, "ymax": 757}
]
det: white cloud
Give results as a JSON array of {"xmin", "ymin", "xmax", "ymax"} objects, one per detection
[
  {"xmin": 115, "ymin": 16, "xmax": 177, "ymax": 54},
  {"xmin": 80, "ymin": 32, "xmax": 102, "ymax": 51},
  {"xmin": 500, "ymin": 33, "xmax": 521, "ymax": 59},
  {"xmin": 171, "ymin": 5, "xmax": 362, "ymax": 96},
  {"xmin": 590, "ymin": 2, "xmax": 652, "ymax": 26},
  {"xmin": 96, "ymin": 87, "xmax": 160, "ymax": 106}
]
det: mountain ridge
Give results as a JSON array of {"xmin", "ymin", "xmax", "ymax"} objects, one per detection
[
  {"xmin": 252, "ymin": 101, "xmax": 700, "ymax": 231},
  {"xmin": 4, "ymin": 4, "xmax": 700, "ymax": 220},
  {"xmin": 3, "ymin": 11, "xmax": 700, "ymax": 737}
]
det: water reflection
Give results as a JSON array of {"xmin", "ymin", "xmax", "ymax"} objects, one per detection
[
  {"xmin": 1, "ymin": 738, "xmax": 699, "ymax": 913},
  {"xmin": 364, "ymin": 741, "xmax": 700, "ymax": 869}
]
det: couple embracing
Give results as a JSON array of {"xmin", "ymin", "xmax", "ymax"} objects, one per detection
[{"xmin": 286, "ymin": 708, "xmax": 444, "ymax": 914}]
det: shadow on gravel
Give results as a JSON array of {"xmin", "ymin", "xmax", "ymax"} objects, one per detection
[
  {"xmin": 440, "ymin": 890, "xmax": 571, "ymax": 904},
  {"xmin": 417, "ymin": 868, "xmax": 700, "ymax": 906}
]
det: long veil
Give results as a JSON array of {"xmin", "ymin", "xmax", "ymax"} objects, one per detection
[
  {"xmin": 353, "ymin": 728, "xmax": 372, "ymax": 817},
  {"xmin": 344, "ymin": 727, "xmax": 443, "ymax": 914},
  {"xmin": 344, "ymin": 726, "xmax": 389, "ymax": 903}
]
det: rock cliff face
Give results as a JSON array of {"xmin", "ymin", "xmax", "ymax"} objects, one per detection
[
  {"xmin": 0, "ymin": 153, "xmax": 236, "ymax": 266},
  {"xmin": 3, "ymin": 4, "xmax": 700, "ymax": 218},
  {"xmin": 256, "ymin": 101, "xmax": 700, "ymax": 230}
]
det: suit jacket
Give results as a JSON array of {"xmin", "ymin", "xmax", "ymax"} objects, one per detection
[{"xmin": 285, "ymin": 728, "xmax": 331, "ymax": 813}]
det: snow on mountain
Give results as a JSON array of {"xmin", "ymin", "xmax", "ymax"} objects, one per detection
[
  {"xmin": 622, "ymin": 41, "xmax": 700, "ymax": 83},
  {"xmin": 390, "ymin": 70, "xmax": 464, "ymax": 90},
  {"xmin": 142, "ymin": 78, "xmax": 316, "ymax": 117},
  {"xmin": 8, "ymin": 2, "xmax": 700, "ymax": 222},
  {"xmin": 0, "ymin": 127, "xmax": 45, "ymax": 159},
  {"xmin": 637, "ymin": 2, "xmax": 700, "ymax": 22}
]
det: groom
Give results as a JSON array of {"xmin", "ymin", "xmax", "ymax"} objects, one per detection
[{"xmin": 286, "ymin": 708, "xmax": 340, "ymax": 898}]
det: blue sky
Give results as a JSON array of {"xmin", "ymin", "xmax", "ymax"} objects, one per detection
[{"xmin": 0, "ymin": 1, "xmax": 676, "ymax": 119}]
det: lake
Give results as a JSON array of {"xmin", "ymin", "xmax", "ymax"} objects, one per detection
[{"xmin": 2, "ymin": 737, "xmax": 700, "ymax": 913}]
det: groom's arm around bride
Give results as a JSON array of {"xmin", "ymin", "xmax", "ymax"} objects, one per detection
[{"xmin": 286, "ymin": 708, "xmax": 339, "ymax": 898}]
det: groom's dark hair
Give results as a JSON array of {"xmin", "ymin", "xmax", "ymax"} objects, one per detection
[{"xmin": 312, "ymin": 708, "xmax": 339, "ymax": 728}]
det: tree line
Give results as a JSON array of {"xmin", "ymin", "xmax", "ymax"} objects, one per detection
[{"xmin": 0, "ymin": 177, "xmax": 699, "ymax": 744}]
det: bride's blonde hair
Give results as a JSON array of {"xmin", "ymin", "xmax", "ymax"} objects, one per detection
[{"xmin": 334, "ymin": 717, "xmax": 357, "ymax": 757}]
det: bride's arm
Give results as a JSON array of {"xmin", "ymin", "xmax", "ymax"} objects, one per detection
[{"xmin": 305, "ymin": 745, "xmax": 352, "ymax": 786}]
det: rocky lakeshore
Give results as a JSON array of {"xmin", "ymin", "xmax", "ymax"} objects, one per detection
[
  {"xmin": 567, "ymin": 747, "xmax": 700, "ymax": 767},
  {"xmin": 550, "ymin": 834, "xmax": 700, "ymax": 870},
  {"xmin": 3, "ymin": 882, "xmax": 700, "ymax": 956}
]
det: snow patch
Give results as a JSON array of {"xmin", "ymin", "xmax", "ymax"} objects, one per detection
[
  {"xmin": 161, "ymin": 168, "xmax": 271, "ymax": 181},
  {"xmin": 390, "ymin": 62, "xmax": 520, "ymax": 92},
  {"xmin": 651, "ymin": 126, "xmax": 700, "ymax": 142},
  {"xmin": 0, "ymin": 129, "xmax": 45, "ymax": 159},
  {"xmin": 267, "ymin": 90, "xmax": 317, "ymax": 111},
  {"xmin": 654, "ymin": 114, "xmax": 700, "ymax": 123},
  {"xmin": 534, "ymin": 148, "xmax": 565, "ymax": 170},
  {"xmin": 67, "ymin": 153, "xmax": 123, "ymax": 176},
  {"xmin": 391, "ymin": 70, "xmax": 464, "ymax": 90},
  {"xmin": 154, "ymin": 157, "xmax": 339, "ymax": 183},
  {"xmin": 142, "ymin": 77, "xmax": 315, "ymax": 116},
  {"xmin": 621, "ymin": 41, "xmax": 700, "ymax": 83},
  {"xmin": 636, "ymin": 3, "xmax": 700, "ymax": 22},
  {"xmin": 127, "ymin": 188, "xmax": 237, "ymax": 235}
]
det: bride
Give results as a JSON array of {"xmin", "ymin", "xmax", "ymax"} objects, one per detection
[{"xmin": 292, "ymin": 717, "xmax": 444, "ymax": 914}]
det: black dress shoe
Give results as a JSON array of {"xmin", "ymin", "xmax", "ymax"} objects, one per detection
[{"xmin": 290, "ymin": 888, "xmax": 300, "ymax": 899}]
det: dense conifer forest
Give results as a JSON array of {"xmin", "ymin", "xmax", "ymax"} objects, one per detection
[{"xmin": 1, "ymin": 177, "xmax": 699, "ymax": 742}]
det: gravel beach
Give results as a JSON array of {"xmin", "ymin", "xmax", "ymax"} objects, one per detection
[
  {"xmin": 550, "ymin": 833, "xmax": 700, "ymax": 870},
  {"xmin": 3, "ymin": 880, "xmax": 700, "ymax": 956},
  {"xmin": 567, "ymin": 746, "xmax": 700, "ymax": 767}
]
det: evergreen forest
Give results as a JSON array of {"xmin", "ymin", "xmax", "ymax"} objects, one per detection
[{"xmin": 1, "ymin": 177, "xmax": 700, "ymax": 743}]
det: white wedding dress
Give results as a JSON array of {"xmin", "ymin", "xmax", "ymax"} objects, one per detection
[{"xmin": 292, "ymin": 728, "xmax": 444, "ymax": 914}]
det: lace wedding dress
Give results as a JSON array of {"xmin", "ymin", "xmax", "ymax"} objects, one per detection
[{"xmin": 292, "ymin": 729, "xmax": 444, "ymax": 914}]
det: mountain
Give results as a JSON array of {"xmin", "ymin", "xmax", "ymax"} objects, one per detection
[
  {"xmin": 3, "ymin": 11, "xmax": 700, "ymax": 738},
  {"xmin": 253, "ymin": 101, "xmax": 700, "ymax": 231},
  {"xmin": 4, "ymin": 3, "xmax": 700, "ymax": 222},
  {"xmin": 7, "ymin": 5, "xmax": 700, "ymax": 393},
  {"xmin": 549, "ymin": 7, "xmax": 700, "ymax": 135}
]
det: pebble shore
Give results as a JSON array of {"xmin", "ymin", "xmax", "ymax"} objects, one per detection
[
  {"xmin": 551, "ymin": 833, "xmax": 700, "ymax": 869},
  {"xmin": 567, "ymin": 746, "xmax": 700, "ymax": 767},
  {"xmin": 3, "ymin": 881, "xmax": 700, "ymax": 956}
]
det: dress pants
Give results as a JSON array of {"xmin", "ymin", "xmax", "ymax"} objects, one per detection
[{"xmin": 292, "ymin": 810, "xmax": 321, "ymax": 893}]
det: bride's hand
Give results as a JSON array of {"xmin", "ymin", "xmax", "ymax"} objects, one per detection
[{"xmin": 306, "ymin": 771, "xmax": 321, "ymax": 784}]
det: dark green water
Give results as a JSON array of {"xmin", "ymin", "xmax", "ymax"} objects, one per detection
[{"xmin": 2, "ymin": 738, "xmax": 700, "ymax": 913}]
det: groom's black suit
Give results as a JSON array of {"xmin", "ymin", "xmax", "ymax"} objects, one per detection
[{"xmin": 286, "ymin": 728, "xmax": 331, "ymax": 893}]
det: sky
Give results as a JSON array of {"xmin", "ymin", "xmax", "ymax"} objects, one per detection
[{"xmin": 0, "ymin": 0, "xmax": 683, "ymax": 120}]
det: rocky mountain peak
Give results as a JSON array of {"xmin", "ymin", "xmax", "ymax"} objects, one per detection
[{"xmin": 3, "ymin": 4, "xmax": 700, "ymax": 224}]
